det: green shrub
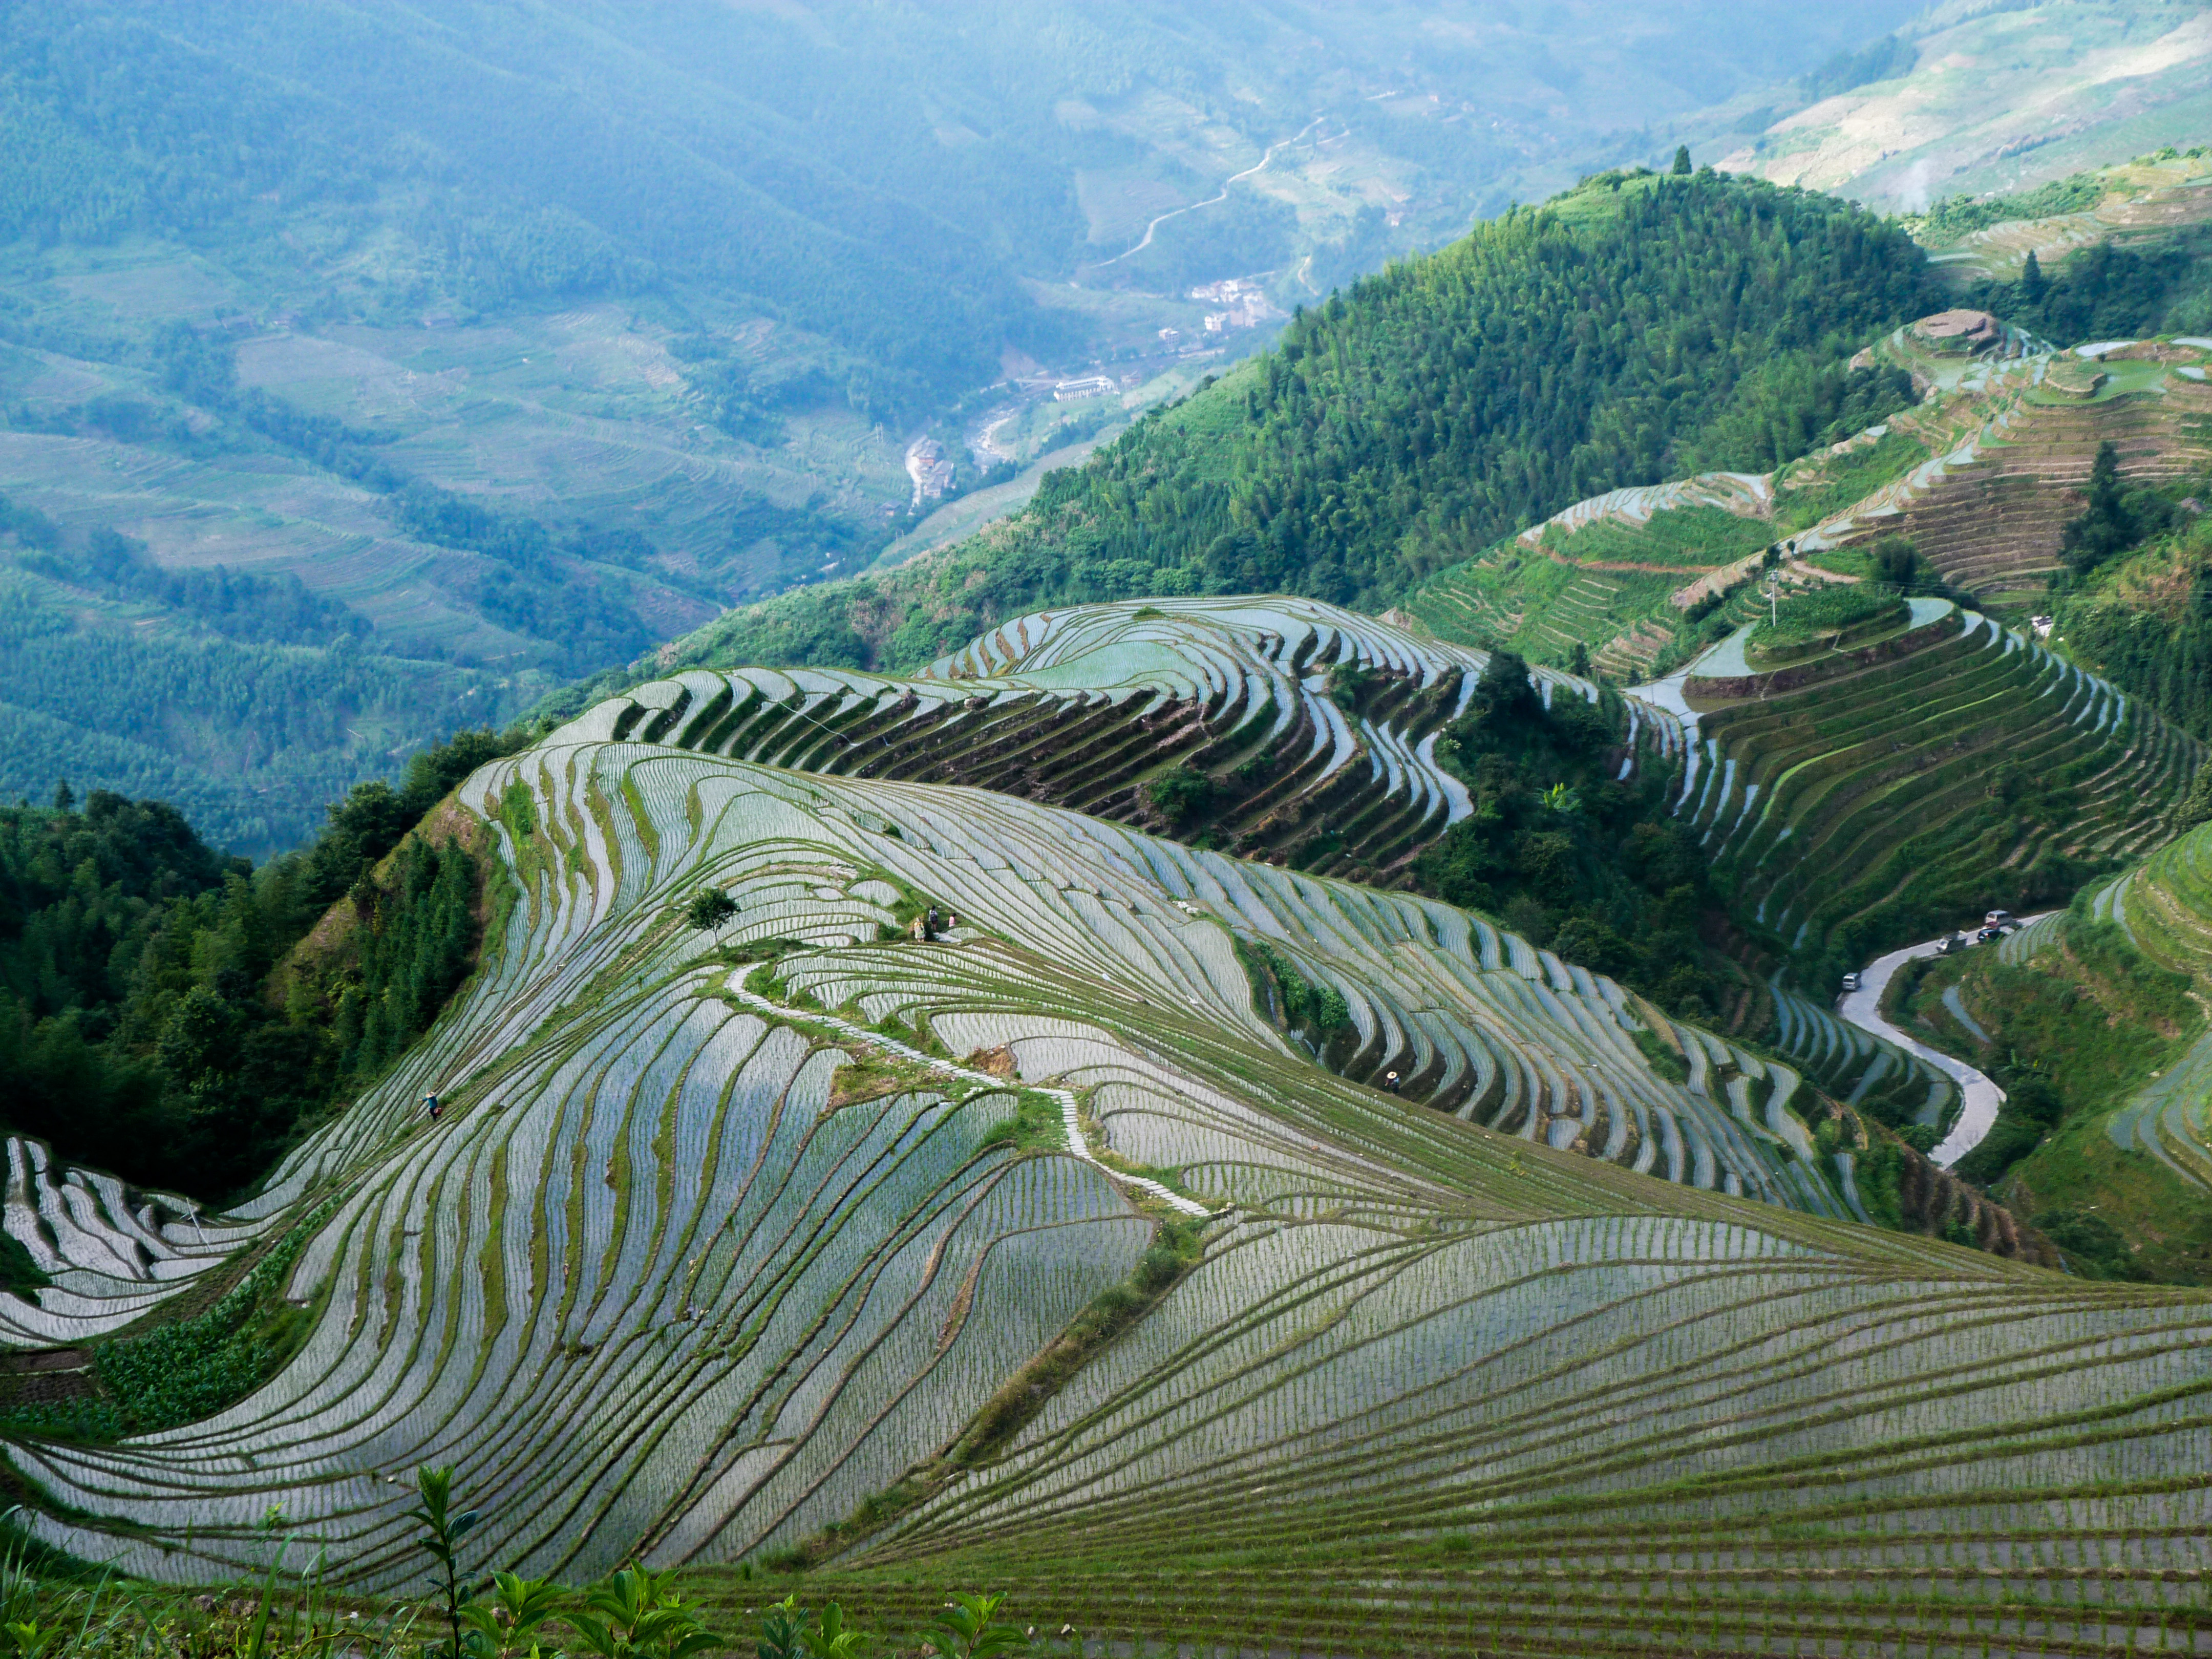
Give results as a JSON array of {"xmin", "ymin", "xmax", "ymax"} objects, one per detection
[
  {"xmin": 1145, "ymin": 766, "xmax": 1216, "ymax": 826},
  {"xmin": 94, "ymin": 1199, "xmax": 336, "ymax": 1435}
]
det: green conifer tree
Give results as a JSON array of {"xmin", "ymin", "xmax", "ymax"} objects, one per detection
[{"xmin": 1672, "ymin": 145, "xmax": 1692, "ymax": 175}]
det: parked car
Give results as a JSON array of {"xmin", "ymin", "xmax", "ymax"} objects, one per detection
[
  {"xmin": 1984, "ymin": 909, "xmax": 2015, "ymax": 928},
  {"xmin": 1840, "ymin": 971, "xmax": 1861, "ymax": 993},
  {"xmin": 1934, "ymin": 932, "xmax": 1969, "ymax": 956},
  {"xmin": 1976, "ymin": 926, "xmax": 2005, "ymax": 943}
]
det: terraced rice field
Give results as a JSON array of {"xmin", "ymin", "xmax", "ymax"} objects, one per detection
[
  {"xmin": 2091, "ymin": 824, "xmax": 2212, "ymax": 1192},
  {"xmin": 1673, "ymin": 601, "xmax": 2198, "ymax": 969},
  {"xmin": 6, "ymin": 727, "xmax": 1861, "ymax": 1578},
  {"xmin": 589, "ymin": 595, "xmax": 1958, "ymax": 1146},
  {"xmin": 1846, "ymin": 347, "xmax": 2212, "ymax": 613},
  {"xmin": 571, "ymin": 596, "xmax": 1647, "ymax": 887},
  {"xmin": 786, "ymin": 1221, "xmax": 2212, "ymax": 1656},
  {"xmin": 0, "ymin": 1138, "xmax": 242, "ymax": 1345},
  {"xmin": 1, "ymin": 660, "xmax": 2205, "ymax": 1649},
  {"xmin": 1405, "ymin": 324, "xmax": 2212, "ymax": 683}
]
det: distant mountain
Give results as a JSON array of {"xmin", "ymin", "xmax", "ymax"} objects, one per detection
[{"xmin": 1714, "ymin": 0, "xmax": 2212, "ymax": 213}]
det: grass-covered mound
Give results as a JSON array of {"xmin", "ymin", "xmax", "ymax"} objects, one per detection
[{"xmin": 1743, "ymin": 585, "xmax": 1907, "ymax": 664}]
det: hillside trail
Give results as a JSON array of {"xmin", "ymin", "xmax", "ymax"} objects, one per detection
[
  {"xmin": 722, "ymin": 981, "xmax": 1214, "ymax": 1219},
  {"xmin": 1835, "ymin": 920, "xmax": 2054, "ymax": 1166},
  {"xmin": 1090, "ymin": 116, "xmax": 1326, "ymax": 268}
]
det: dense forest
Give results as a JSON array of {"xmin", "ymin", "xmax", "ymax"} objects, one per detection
[
  {"xmin": 0, "ymin": 729, "xmax": 521, "ymax": 1200},
  {"xmin": 1963, "ymin": 235, "xmax": 2212, "ymax": 344},
  {"xmin": 1414, "ymin": 652, "xmax": 1715, "ymax": 1021},
  {"xmin": 602, "ymin": 168, "xmax": 1939, "ymax": 698}
]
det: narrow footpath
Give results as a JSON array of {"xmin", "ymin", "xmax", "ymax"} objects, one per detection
[
  {"xmin": 725, "ymin": 982, "xmax": 1214, "ymax": 1219},
  {"xmin": 1834, "ymin": 921, "xmax": 2050, "ymax": 1168}
]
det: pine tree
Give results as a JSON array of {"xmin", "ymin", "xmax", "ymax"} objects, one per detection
[
  {"xmin": 1672, "ymin": 145, "xmax": 1693, "ymax": 175},
  {"xmin": 2060, "ymin": 441, "xmax": 2135, "ymax": 574},
  {"xmin": 2020, "ymin": 248, "xmax": 2047, "ymax": 306}
]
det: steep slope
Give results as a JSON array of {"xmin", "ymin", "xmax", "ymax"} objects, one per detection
[
  {"xmin": 576, "ymin": 597, "xmax": 1604, "ymax": 888},
  {"xmin": 1890, "ymin": 827, "xmax": 2212, "ymax": 1282},
  {"xmin": 566, "ymin": 168, "xmax": 1940, "ymax": 707},
  {"xmin": 5, "ymin": 734, "xmax": 1840, "ymax": 1577},
  {"xmin": 2, "ymin": 715, "xmax": 2204, "ymax": 1659},
  {"xmin": 1666, "ymin": 599, "xmax": 2196, "ymax": 985}
]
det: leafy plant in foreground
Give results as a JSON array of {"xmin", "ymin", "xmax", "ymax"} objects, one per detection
[
  {"xmin": 919, "ymin": 1593, "xmax": 1028, "ymax": 1659},
  {"xmin": 408, "ymin": 1466, "xmax": 481, "ymax": 1659},
  {"xmin": 461, "ymin": 1572, "xmax": 570, "ymax": 1659},
  {"xmin": 570, "ymin": 1564, "xmax": 727, "ymax": 1659}
]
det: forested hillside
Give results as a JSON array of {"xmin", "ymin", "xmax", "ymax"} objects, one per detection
[
  {"xmin": 0, "ymin": 728, "xmax": 520, "ymax": 1200},
  {"xmin": 614, "ymin": 169, "xmax": 1939, "ymax": 692}
]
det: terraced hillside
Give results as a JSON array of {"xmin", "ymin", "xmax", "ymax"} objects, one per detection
[
  {"xmin": 582, "ymin": 594, "xmax": 1963, "ymax": 1157},
  {"xmin": 1853, "ymin": 341, "xmax": 2212, "ymax": 610},
  {"xmin": 1912, "ymin": 152, "xmax": 2212, "ymax": 287},
  {"xmin": 4, "ymin": 721, "xmax": 2207, "ymax": 1658},
  {"xmin": 1672, "ymin": 599, "xmax": 2198, "ymax": 985},
  {"xmin": 0, "ymin": 1137, "xmax": 239, "ymax": 1345},
  {"xmin": 7, "ymin": 730, "xmax": 1842, "ymax": 1573},
  {"xmin": 1403, "ymin": 321, "xmax": 2212, "ymax": 672},
  {"xmin": 1897, "ymin": 825, "xmax": 2212, "ymax": 1282},
  {"xmin": 576, "ymin": 597, "xmax": 1620, "ymax": 887},
  {"xmin": 2092, "ymin": 826, "xmax": 2212, "ymax": 1197}
]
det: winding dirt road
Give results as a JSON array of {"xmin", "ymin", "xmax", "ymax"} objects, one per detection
[{"xmin": 1092, "ymin": 116, "xmax": 1327, "ymax": 268}]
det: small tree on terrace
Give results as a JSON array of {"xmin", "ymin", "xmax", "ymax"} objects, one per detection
[
  {"xmin": 1871, "ymin": 535, "xmax": 1918, "ymax": 589},
  {"xmin": 2061, "ymin": 441, "xmax": 2135, "ymax": 575},
  {"xmin": 684, "ymin": 887, "xmax": 739, "ymax": 930}
]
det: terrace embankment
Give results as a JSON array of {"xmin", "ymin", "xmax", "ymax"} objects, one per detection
[
  {"xmin": 1673, "ymin": 601, "xmax": 2199, "ymax": 989},
  {"xmin": 1855, "ymin": 357, "xmax": 2212, "ymax": 610},
  {"xmin": 578, "ymin": 595, "xmax": 1652, "ymax": 888}
]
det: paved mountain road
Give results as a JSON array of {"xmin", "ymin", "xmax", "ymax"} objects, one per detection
[{"xmin": 1835, "ymin": 919, "xmax": 2053, "ymax": 1167}]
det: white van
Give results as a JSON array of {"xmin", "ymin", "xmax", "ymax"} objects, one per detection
[{"xmin": 1840, "ymin": 971, "xmax": 1861, "ymax": 993}]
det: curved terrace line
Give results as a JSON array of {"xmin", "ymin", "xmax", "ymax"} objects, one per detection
[{"xmin": 721, "ymin": 984, "xmax": 1213, "ymax": 1219}]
